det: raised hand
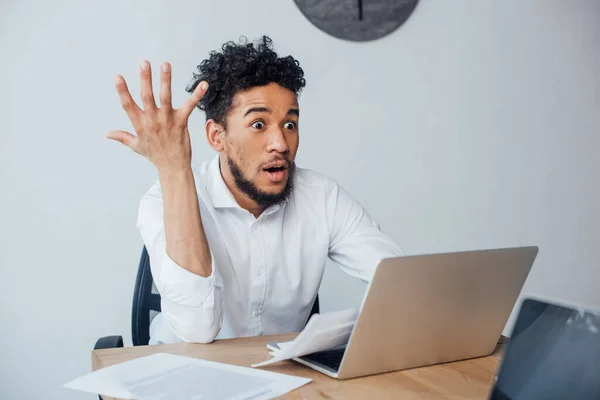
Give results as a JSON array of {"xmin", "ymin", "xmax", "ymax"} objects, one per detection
[{"xmin": 108, "ymin": 61, "xmax": 208, "ymax": 174}]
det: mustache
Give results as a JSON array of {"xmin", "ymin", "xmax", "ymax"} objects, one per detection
[{"xmin": 260, "ymin": 157, "xmax": 292, "ymax": 169}]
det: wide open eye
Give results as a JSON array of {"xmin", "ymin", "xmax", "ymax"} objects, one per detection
[
  {"xmin": 284, "ymin": 121, "xmax": 297, "ymax": 130},
  {"xmin": 251, "ymin": 121, "xmax": 265, "ymax": 130}
]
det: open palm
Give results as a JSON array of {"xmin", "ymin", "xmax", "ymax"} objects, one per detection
[{"xmin": 108, "ymin": 60, "xmax": 208, "ymax": 172}]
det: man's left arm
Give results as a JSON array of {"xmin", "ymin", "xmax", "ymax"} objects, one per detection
[{"xmin": 326, "ymin": 181, "xmax": 403, "ymax": 282}]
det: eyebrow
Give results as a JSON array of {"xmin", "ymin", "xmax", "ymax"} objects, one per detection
[
  {"xmin": 243, "ymin": 107, "xmax": 300, "ymax": 117},
  {"xmin": 244, "ymin": 107, "xmax": 269, "ymax": 117}
]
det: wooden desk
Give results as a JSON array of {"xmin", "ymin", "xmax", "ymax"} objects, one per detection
[{"xmin": 93, "ymin": 334, "xmax": 506, "ymax": 399}]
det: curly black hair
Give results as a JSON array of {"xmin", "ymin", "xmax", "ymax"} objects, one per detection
[{"xmin": 185, "ymin": 35, "xmax": 306, "ymax": 127}]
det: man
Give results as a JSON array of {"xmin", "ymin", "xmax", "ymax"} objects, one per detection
[{"xmin": 108, "ymin": 36, "xmax": 402, "ymax": 344}]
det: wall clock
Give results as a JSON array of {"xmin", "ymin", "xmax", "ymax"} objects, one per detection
[{"xmin": 294, "ymin": 0, "xmax": 419, "ymax": 42}]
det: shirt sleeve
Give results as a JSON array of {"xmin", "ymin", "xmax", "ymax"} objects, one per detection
[
  {"xmin": 136, "ymin": 181, "xmax": 224, "ymax": 343},
  {"xmin": 326, "ymin": 181, "xmax": 403, "ymax": 283}
]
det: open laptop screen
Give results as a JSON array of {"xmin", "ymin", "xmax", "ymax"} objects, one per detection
[{"xmin": 490, "ymin": 298, "xmax": 600, "ymax": 400}]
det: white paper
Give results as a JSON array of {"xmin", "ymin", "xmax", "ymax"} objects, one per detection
[
  {"xmin": 252, "ymin": 309, "xmax": 358, "ymax": 368},
  {"xmin": 64, "ymin": 353, "xmax": 311, "ymax": 400}
]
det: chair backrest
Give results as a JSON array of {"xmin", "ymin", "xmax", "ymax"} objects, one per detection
[
  {"xmin": 131, "ymin": 246, "xmax": 162, "ymax": 346},
  {"xmin": 131, "ymin": 246, "xmax": 320, "ymax": 346}
]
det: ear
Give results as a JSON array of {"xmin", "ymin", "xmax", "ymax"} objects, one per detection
[{"xmin": 206, "ymin": 119, "xmax": 225, "ymax": 151}]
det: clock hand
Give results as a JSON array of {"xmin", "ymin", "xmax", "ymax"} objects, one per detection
[{"xmin": 358, "ymin": 0, "xmax": 363, "ymax": 21}]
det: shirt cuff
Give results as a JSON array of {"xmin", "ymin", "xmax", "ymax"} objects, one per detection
[{"xmin": 157, "ymin": 252, "xmax": 223, "ymax": 308}]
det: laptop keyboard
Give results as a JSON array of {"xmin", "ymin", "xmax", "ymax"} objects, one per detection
[{"xmin": 301, "ymin": 348, "xmax": 346, "ymax": 372}]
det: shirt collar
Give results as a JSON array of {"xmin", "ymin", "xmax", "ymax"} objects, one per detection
[{"xmin": 206, "ymin": 154, "xmax": 240, "ymax": 209}]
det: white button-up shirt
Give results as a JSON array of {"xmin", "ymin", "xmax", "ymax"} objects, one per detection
[{"xmin": 138, "ymin": 154, "xmax": 402, "ymax": 344}]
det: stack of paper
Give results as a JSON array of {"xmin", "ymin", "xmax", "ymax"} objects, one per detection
[
  {"xmin": 64, "ymin": 353, "xmax": 311, "ymax": 400},
  {"xmin": 252, "ymin": 309, "xmax": 358, "ymax": 368}
]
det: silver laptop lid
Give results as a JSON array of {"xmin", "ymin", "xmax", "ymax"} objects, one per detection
[{"xmin": 337, "ymin": 246, "xmax": 538, "ymax": 379}]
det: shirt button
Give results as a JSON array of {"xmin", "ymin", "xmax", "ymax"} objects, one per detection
[
  {"xmin": 253, "ymin": 310, "xmax": 259, "ymax": 317},
  {"xmin": 256, "ymin": 270, "xmax": 262, "ymax": 276}
]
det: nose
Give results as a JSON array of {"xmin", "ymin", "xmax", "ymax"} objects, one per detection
[{"xmin": 265, "ymin": 127, "xmax": 289, "ymax": 154}]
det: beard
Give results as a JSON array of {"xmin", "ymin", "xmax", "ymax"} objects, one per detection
[{"xmin": 227, "ymin": 157, "xmax": 296, "ymax": 209}]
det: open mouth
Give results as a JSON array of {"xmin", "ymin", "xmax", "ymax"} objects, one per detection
[
  {"xmin": 262, "ymin": 164, "xmax": 288, "ymax": 183},
  {"xmin": 263, "ymin": 166, "xmax": 286, "ymax": 173}
]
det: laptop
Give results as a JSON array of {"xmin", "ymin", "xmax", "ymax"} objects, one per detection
[
  {"xmin": 269, "ymin": 246, "xmax": 538, "ymax": 379},
  {"xmin": 489, "ymin": 297, "xmax": 600, "ymax": 400}
]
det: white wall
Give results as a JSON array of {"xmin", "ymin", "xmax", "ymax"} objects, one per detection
[{"xmin": 1, "ymin": 0, "xmax": 599, "ymax": 398}]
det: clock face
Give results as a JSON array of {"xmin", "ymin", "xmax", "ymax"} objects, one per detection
[{"xmin": 294, "ymin": 0, "xmax": 419, "ymax": 42}]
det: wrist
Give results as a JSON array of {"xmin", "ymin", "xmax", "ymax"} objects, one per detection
[{"xmin": 158, "ymin": 165, "xmax": 193, "ymax": 182}]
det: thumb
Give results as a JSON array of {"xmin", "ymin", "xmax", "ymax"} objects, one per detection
[{"xmin": 107, "ymin": 130, "xmax": 136, "ymax": 149}]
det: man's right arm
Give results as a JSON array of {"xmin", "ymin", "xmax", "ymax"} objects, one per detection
[
  {"xmin": 108, "ymin": 61, "xmax": 222, "ymax": 343},
  {"xmin": 160, "ymin": 167, "xmax": 212, "ymax": 277},
  {"xmin": 137, "ymin": 175, "xmax": 223, "ymax": 343}
]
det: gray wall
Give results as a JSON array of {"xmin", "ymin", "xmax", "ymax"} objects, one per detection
[{"xmin": 1, "ymin": 0, "xmax": 599, "ymax": 398}]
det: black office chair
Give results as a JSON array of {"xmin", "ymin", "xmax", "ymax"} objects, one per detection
[{"xmin": 94, "ymin": 246, "xmax": 320, "ymax": 350}]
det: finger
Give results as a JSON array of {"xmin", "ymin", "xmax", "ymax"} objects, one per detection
[
  {"xmin": 177, "ymin": 80, "xmax": 208, "ymax": 121},
  {"xmin": 114, "ymin": 75, "xmax": 143, "ymax": 130},
  {"xmin": 159, "ymin": 62, "xmax": 172, "ymax": 111},
  {"xmin": 140, "ymin": 60, "xmax": 157, "ymax": 111},
  {"xmin": 107, "ymin": 130, "xmax": 137, "ymax": 149}
]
